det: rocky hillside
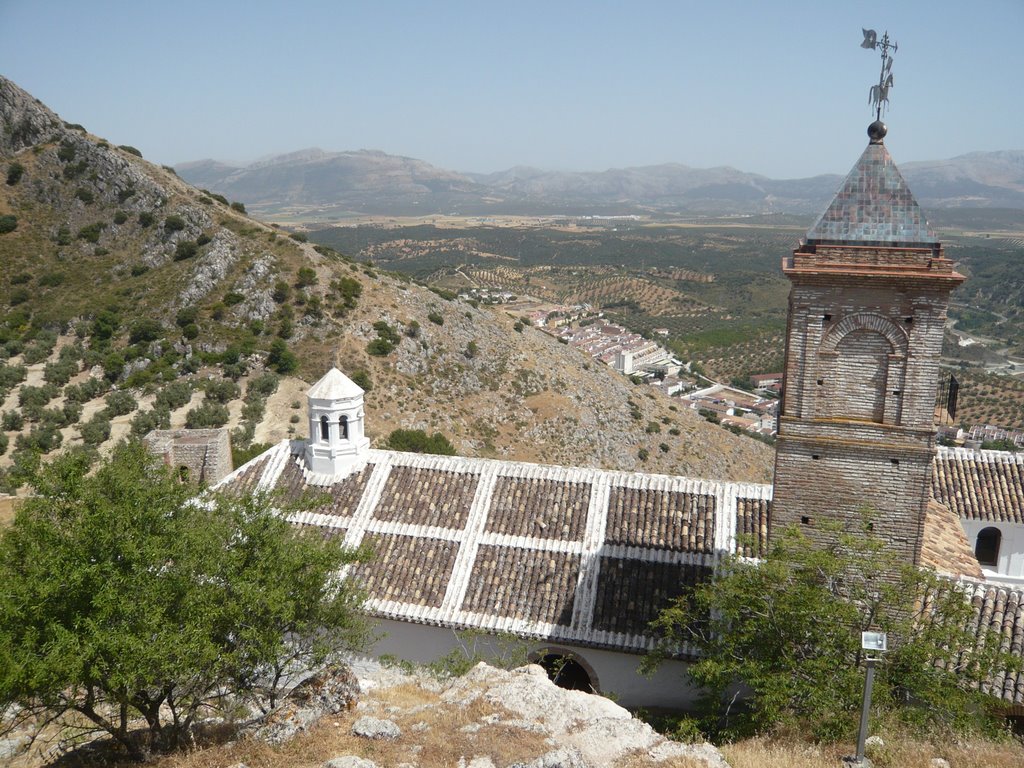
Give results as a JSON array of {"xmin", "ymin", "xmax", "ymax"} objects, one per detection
[{"xmin": 0, "ymin": 76, "xmax": 773, "ymax": 490}]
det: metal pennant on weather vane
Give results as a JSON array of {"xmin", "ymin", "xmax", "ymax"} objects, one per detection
[{"xmin": 862, "ymin": 28, "xmax": 897, "ymax": 120}]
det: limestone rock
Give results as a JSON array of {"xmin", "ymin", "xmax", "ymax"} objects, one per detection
[
  {"xmin": 510, "ymin": 747, "xmax": 591, "ymax": 768},
  {"xmin": 351, "ymin": 715, "xmax": 402, "ymax": 740},
  {"xmin": 930, "ymin": 759, "xmax": 950, "ymax": 768},
  {"xmin": 323, "ymin": 758, "xmax": 379, "ymax": 768}
]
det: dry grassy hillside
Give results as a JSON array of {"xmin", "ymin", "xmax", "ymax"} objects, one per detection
[{"xmin": 0, "ymin": 76, "xmax": 773, "ymax": 487}]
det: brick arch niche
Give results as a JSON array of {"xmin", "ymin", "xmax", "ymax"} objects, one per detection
[{"xmin": 816, "ymin": 313, "xmax": 908, "ymax": 424}]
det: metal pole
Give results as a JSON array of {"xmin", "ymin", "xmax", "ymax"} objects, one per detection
[{"xmin": 855, "ymin": 658, "xmax": 878, "ymax": 763}]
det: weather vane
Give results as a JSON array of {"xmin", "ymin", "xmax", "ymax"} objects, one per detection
[{"xmin": 861, "ymin": 28, "xmax": 897, "ymax": 121}]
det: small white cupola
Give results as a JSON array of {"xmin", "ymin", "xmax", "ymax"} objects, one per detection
[{"xmin": 303, "ymin": 367, "xmax": 370, "ymax": 476}]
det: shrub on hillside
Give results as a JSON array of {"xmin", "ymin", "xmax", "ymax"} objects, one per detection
[
  {"xmin": 246, "ymin": 371, "xmax": 279, "ymax": 399},
  {"xmin": 163, "ymin": 215, "xmax": 186, "ymax": 233},
  {"xmin": 113, "ymin": 210, "xmax": 128, "ymax": 225},
  {"xmin": 15, "ymin": 424, "xmax": 63, "ymax": 455},
  {"xmin": 43, "ymin": 359, "xmax": 78, "ymax": 387},
  {"xmin": 18, "ymin": 384, "xmax": 58, "ymax": 411},
  {"xmin": 78, "ymin": 417, "xmax": 111, "ymax": 448},
  {"xmin": 5, "ymin": 161, "xmax": 24, "ymax": 186},
  {"xmin": 155, "ymin": 381, "xmax": 192, "ymax": 410},
  {"xmin": 185, "ymin": 402, "xmax": 230, "ymax": 429},
  {"xmin": 64, "ymin": 377, "xmax": 108, "ymax": 403},
  {"xmin": 267, "ymin": 339, "xmax": 298, "ymax": 374},
  {"xmin": 230, "ymin": 201, "xmax": 246, "ymax": 214},
  {"xmin": 0, "ymin": 215, "xmax": 18, "ymax": 235},
  {"xmin": 118, "ymin": 145, "xmax": 142, "ymax": 157},
  {"xmin": 128, "ymin": 319, "xmax": 163, "ymax": 344},
  {"xmin": 1, "ymin": 410, "xmax": 24, "ymax": 431},
  {"xmin": 130, "ymin": 407, "xmax": 171, "ymax": 437},
  {"xmin": 138, "ymin": 211, "xmax": 155, "ymax": 227},
  {"xmin": 428, "ymin": 311, "xmax": 444, "ymax": 326},
  {"xmin": 289, "ymin": 231, "xmax": 308, "ymax": 243},
  {"xmin": 104, "ymin": 390, "xmax": 138, "ymax": 417},
  {"xmin": 75, "ymin": 187, "xmax": 94, "ymax": 204},
  {"xmin": 386, "ymin": 429, "xmax": 456, "ymax": 456},
  {"xmin": 350, "ymin": 369, "xmax": 372, "ymax": 392},
  {"xmin": 174, "ymin": 240, "xmax": 198, "ymax": 261},
  {"xmin": 296, "ymin": 267, "xmax": 317, "ymax": 287},
  {"xmin": 76, "ymin": 222, "xmax": 106, "ymax": 243},
  {"xmin": 204, "ymin": 378, "xmax": 240, "ymax": 404}
]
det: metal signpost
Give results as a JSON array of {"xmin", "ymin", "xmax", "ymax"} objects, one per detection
[{"xmin": 848, "ymin": 631, "xmax": 888, "ymax": 766}]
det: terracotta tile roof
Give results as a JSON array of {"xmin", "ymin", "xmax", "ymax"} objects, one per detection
[
  {"xmin": 919, "ymin": 499, "xmax": 984, "ymax": 579},
  {"xmin": 736, "ymin": 497, "xmax": 771, "ymax": 558},
  {"xmin": 218, "ymin": 440, "xmax": 772, "ymax": 654},
  {"xmin": 806, "ymin": 141, "xmax": 936, "ymax": 246},
  {"xmin": 931, "ymin": 446, "xmax": 1024, "ymax": 524},
  {"xmin": 963, "ymin": 581, "xmax": 1024, "ymax": 705}
]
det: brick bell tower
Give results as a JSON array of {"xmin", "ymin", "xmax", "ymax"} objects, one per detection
[{"xmin": 770, "ymin": 118, "xmax": 964, "ymax": 564}]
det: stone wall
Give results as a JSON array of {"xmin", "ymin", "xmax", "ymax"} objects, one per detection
[{"xmin": 143, "ymin": 428, "xmax": 232, "ymax": 486}]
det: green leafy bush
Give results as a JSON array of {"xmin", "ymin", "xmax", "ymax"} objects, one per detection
[
  {"xmin": 223, "ymin": 291, "xmax": 244, "ymax": 306},
  {"xmin": 76, "ymin": 222, "xmax": 106, "ymax": 243},
  {"xmin": 196, "ymin": 233, "xmax": 212, "ymax": 246},
  {"xmin": 138, "ymin": 211, "xmax": 155, "ymax": 227},
  {"xmin": 0, "ymin": 444, "xmax": 368, "ymax": 759},
  {"xmin": 18, "ymin": 384, "xmax": 58, "ymax": 410},
  {"xmin": 350, "ymin": 369, "xmax": 372, "ymax": 392},
  {"xmin": 246, "ymin": 372, "xmax": 279, "ymax": 398},
  {"xmin": 1, "ymin": 410, "xmax": 24, "ymax": 431},
  {"xmin": 646, "ymin": 520, "xmax": 1024, "ymax": 741},
  {"xmin": 271, "ymin": 280, "xmax": 291, "ymax": 304},
  {"xmin": 104, "ymin": 390, "xmax": 138, "ymax": 417},
  {"xmin": 38, "ymin": 271, "xmax": 64, "ymax": 287},
  {"xmin": 5, "ymin": 161, "xmax": 24, "ymax": 186},
  {"xmin": 57, "ymin": 141, "xmax": 76, "ymax": 162},
  {"xmin": 118, "ymin": 144, "xmax": 142, "ymax": 157},
  {"xmin": 204, "ymin": 378, "xmax": 240, "ymax": 404},
  {"xmin": 267, "ymin": 339, "xmax": 298, "ymax": 374},
  {"xmin": 185, "ymin": 401, "xmax": 230, "ymax": 428},
  {"xmin": 129, "ymin": 319, "xmax": 163, "ymax": 344},
  {"xmin": 15, "ymin": 424, "xmax": 62, "ymax": 454},
  {"xmin": 385, "ymin": 429, "xmax": 456, "ymax": 456},
  {"xmin": 174, "ymin": 240, "xmax": 198, "ymax": 261},
  {"xmin": 79, "ymin": 414, "xmax": 111, "ymax": 445},
  {"xmin": 427, "ymin": 311, "xmax": 444, "ymax": 326},
  {"xmin": 156, "ymin": 381, "xmax": 192, "ymax": 410},
  {"xmin": 230, "ymin": 201, "xmax": 246, "ymax": 214},
  {"xmin": 0, "ymin": 215, "xmax": 18, "ymax": 235},
  {"xmin": 296, "ymin": 267, "xmax": 317, "ymax": 287},
  {"xmin": 289, "ymin": 231, "xmax": 308, "ymax": 243},
  {"xmin": 113, "ymin": 210, "xmax": 128, "ymax": 225},
  {"xmin": 175, "ymin": 306, "xmax": 199, "ymax": 327},
  {"xmin": 164, "ymin": 215, "xmax": 186, "ymax": 233},
  {"xmin": 75, "ymin": 187, "xmax": 94, "ymax": 204}
]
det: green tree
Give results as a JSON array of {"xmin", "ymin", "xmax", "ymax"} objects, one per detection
[
  {"xmin": 267, "ymin": 339, "xmax": 298, "ymax": 374},
  {"xmin": 386, "ymin": 428, "xmax": 456, "ymax": 456},
  {"xmin": 645, "ymin": 519, "xmax": 1020, "ymax": 741},
  {"xmin": 0, "ymin": 443, "xmax": 368, "ymax": 760}
]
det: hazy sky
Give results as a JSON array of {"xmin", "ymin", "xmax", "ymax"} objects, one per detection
[{"xmin": 2, "ymin": 1, "xmax": 1021, "ymax": 178}]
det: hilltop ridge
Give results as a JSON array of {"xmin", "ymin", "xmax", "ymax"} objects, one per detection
[{"xmin": 0, "ymin": 75, "xmax": 773, "ymax": 485}]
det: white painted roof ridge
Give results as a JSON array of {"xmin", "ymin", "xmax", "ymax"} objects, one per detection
[
  {"xmin": 938, "ymin": 445, "xmax": 1024, "ymax": 464},
  {"xmin": 307, "ymin": 367, "xmax": 364, "ymax": 400}
]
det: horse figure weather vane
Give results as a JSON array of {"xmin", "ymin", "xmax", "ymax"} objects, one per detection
[{"xmin": 862, "ymin": 28, "xmax": 897, "ymax": 120}]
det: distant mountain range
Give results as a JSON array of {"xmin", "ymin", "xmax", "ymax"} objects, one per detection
[{"xmin": 177, "ymin": 148, "xmax": 1024, "ymax": 219}]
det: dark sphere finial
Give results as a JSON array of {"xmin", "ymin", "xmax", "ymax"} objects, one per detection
[{"xmin": 868, "ymin": 120, "xmax": 888, "ymax": 144}]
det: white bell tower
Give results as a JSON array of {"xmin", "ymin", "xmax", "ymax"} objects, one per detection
[{"xmin": 304, "ymin": 367, "xmax": 370, "ymax": 476}]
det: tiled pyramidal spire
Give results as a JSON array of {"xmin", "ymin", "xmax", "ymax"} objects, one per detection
[{"xmin": 806, "ymin": 128, "xmax": 935, "ymax": 246}]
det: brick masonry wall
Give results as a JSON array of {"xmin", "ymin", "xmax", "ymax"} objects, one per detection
[{"xmin": 771, "ymin": 241, "xmax": 963, "ymax": 564}]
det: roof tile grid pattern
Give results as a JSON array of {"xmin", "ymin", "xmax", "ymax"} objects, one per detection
[
  {"xmin": 462, "ymin": 545, "xmax": 579, "ymax": 626},
  {"xmin": 965, "ymin": 582, "xmax": 1024, "ymax": 705},
  {"xmin": 372, "ymin": 466, "xmax": 479, "ymax": 529},
  {"xmin": 592, "ymin": 558, "xmax": 711, "ymax": 636},
  {"xmin": 931, "ymin": 448, "xmax": 1024, "ymax": 524},
  {"xmin": 605, "ymin": 486, "xmax": 716, "ymax": 553},
  {"xmin": 806, "ymin": 142, "xmax": 935, "ymax": 245},
  {"xmin": 354, "ymin": 533, "xmax": 460, "ymax": 608},
  {"xmin": 485, "ymin": 477, "xmax": 591, "ymax": 541},
  {"xmin": 224, "ymin": 453, "xmax": 271, "ymax": 495},
  {"xmin": 314, "ymin": 463, "xmax": 375, "ymax": 517},
  {"xmin": 736, "ymin": 497, "xmax": 771, "ymax": 558}
]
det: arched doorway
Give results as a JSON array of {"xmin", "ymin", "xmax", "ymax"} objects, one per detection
[{"xmin": 534, "ymin": 651, "xmax": 596, "ymax": 693}]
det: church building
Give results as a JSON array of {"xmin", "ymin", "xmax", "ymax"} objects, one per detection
[{"xmin": 216, "ymin": 121, "xmax": 1024, "ymax": 710}]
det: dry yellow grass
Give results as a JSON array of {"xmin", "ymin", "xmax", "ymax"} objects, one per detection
[{"xmin": 721, "ymin": 734, "xmax": 1024, "ymax": 768}]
